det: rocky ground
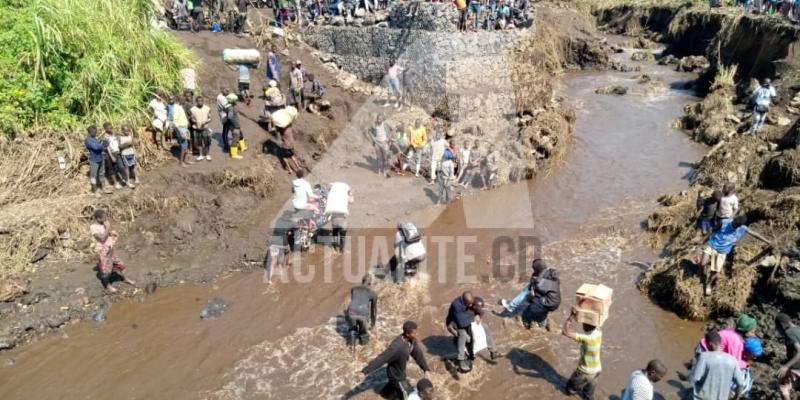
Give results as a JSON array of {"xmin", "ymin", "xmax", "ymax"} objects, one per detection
[{"xmin": 593, "ymin": 2, "xmax": 800, "ymax": 398}]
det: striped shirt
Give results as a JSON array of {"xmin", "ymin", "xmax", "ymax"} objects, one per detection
[{"xmin": 575, "ymin": 329, "xmax": 602, "ymax": 374}]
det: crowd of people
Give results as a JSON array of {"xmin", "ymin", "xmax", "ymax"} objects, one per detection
[
  {"xmin": 694, "ymin": 182, "xmax": 775, "ymax": 296},
  {"xmin": 160, "ymin": 0, "xmax": 530, "ymax": 32},
  {"xmin": 369, "ymin": 114, "xmax": 501, "ymax": 205},
  {"xmin": 713, "ymin": 0, "xmax": 800, "ymax": 20}
]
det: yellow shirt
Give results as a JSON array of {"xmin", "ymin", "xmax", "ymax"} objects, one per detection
[
  {"xmin": 455, "ymin": 0, "xmax": 467, "ymax": 9},
  {"xmin": 265, "ymin": 87, "xmax": 281, "ymax": 98},
  {"xmin": 575, "ymin": 329, "xmax": 602, "ymax": 375},
  {"xmin": 408, "ymin": 126, "xmax": 427, "ymax": 149},
  {"xmin": 173, "ymin": 105, "xmax": 189, "ymax": 128}
]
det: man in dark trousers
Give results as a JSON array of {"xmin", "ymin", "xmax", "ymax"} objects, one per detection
[
  {"xmin": 362, "ymin": 320, "xmax": 430, "ymax": 399},
  {"xmin": 346, "ymin": 274, "xmax": 378, "ymax": 346},
  {"xmin": 446, "ymin": 291, "xmax": 476, "ymax": 372}
]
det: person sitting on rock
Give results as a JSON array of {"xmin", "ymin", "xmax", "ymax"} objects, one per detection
[
  {"xmin": 90, "ymin": 209, "xmax": 135, "ymax": 293},
  {"xmin": 501, "ymin": 259, "xmax": 561, "ymax": 330},
  {"xmin": 701, "ymin": 215, "xmax": 772, "ymax": 295},
  {"xmin": 751, "ymin": 78, "xmax": 776, "ymax": 134},
  {"xmin": 302, "ymin": 73, "xmax": 326, "ymax": 113}
]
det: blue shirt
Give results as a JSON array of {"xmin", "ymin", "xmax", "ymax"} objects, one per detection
[
  {"xmin": 266, "ymin": 53, "xmax": 280, "ymax": 79},
  {"xmin": 84, "ymin": 135, "xmax": 105, "ymax": 163},
  {"xmin": 708, "ymin": 219, "xmax": 747, "ymax": 254}
]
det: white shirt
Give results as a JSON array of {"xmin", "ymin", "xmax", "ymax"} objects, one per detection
[
  {"xmin": 325, "ymin": 182, "xmax": 351, "ymax": 215},
  {"xmin": 216, "ymin": 93, "xmax": 229, "ymax": 118},
  {"xmin": 717, "ymin": 194, "xmax": 739, "ymax": 219},
  {"xmin": 622, "ymin": 370, "xmax": 653, "ymax": 400},
  {"xmin": 431, "ymin": 138, "xmax": 447, "ymax": 161},
  {"xmin": 395, "ymin": 231, "xmax": 426, "ymax": 261},
  {"xmin": 754, "ymin": 85, "xmax": 776, "ymax": 107},
  {"xmin": 149, "ymin": 98, "xmax": 167, "ymax": 121},
  {"xmin": 105, "ymin": 134, "xmax": 120, "ymax": 153},
  {"xmin": 387, "ymin": 64, "xmax": 403, "ymax": 80},
  {"xmin": 407, "ymin": 390, "xmax": 421, "ymax": 400},
  {"xmin": 292, "ymin": 178, "xmax": 315, "ymax": 210},
  {"xmin": 179, "ymin": 68, "xmax": 196, "ymax": 91},
  {"xmin": 459, "ymin": 146, "xmax": 471, "ymax": 166}
]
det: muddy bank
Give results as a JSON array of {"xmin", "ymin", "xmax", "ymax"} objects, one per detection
[
  {"xmin": 596, "ymin": 3, "xmax": 800, "ymax": 397},
  {"xmin": 0, "ymin": 27, "xmax": 367, "ymax": 351},
  {"xmin": 597, "ymin": 3, "xmax": 800, "ymax": 87}
]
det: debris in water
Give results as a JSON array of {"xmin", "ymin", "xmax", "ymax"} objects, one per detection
[
  {"xmin": 595, "ymin": 85, "xmax": 629, "ymax": 95},
  {"xmin": 144, "ymin": 282, "xmax": 158, "ymax": 295},
  {"xmin": 201, "ymin": 298, "xmax": 232, "ymax": 320},
  {"xmin": 91, "ymin": 309, "xmax": 107, "ymax": 322}
]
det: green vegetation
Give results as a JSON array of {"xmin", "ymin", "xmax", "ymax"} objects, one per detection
[{"xmin": 0, "ymin": 0, "xmax": 194, "ymax": 136}]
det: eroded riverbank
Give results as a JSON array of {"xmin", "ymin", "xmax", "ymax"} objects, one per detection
[{"xmin": 0, "ymin": 38, "xmax": 708, "ymax": 399}]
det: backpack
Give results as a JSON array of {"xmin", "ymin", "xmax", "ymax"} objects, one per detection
[{"xmin": 398, "ymin": 221, "xmax": 421, "ymax": 244}]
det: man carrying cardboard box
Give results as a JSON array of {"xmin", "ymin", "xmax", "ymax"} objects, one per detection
[{"xmin": 563, "ymin": 306, "xmax": 602, "ymax": 400}]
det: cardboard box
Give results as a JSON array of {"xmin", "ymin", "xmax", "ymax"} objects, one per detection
[{"xmin": 575, "ymin": 283, "xmax": 613, "ymax": 327}]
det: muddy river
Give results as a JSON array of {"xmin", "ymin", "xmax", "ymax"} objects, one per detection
[{"xmin": 0, "ymin": 48, "xmax": 708, "ymax": 399}]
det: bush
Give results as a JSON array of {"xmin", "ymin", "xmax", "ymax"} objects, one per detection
[{"xmin": 0, "ymin": 0, "xmax": 194, "ymax": 137}]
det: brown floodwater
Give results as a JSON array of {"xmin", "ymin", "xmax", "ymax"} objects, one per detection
[{"xmin": 0, "ymin": 47, "xmax": 708, "ymax": 400}]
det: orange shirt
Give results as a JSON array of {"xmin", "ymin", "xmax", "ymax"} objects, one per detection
[{"xmin": 455, "ymin": 0, "xmax": 467, "ymax": 9}]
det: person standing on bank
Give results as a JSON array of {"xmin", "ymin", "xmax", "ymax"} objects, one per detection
[{"xmin": 372, "ymin": 114, "xmax": 391, "ymax": 178}]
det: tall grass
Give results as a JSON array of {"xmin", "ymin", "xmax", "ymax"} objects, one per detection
[
  {"xmin": 1, "ymin": 0, "xmax": 194, "ymax": 137},
  {"xmin": 712, "ymin": 63, "xmax": 738, "ymax": 89}
]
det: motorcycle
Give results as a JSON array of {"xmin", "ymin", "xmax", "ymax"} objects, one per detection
[{"xmin": 289, "ymin": 185, "xmax": 330, "ymax": 252}]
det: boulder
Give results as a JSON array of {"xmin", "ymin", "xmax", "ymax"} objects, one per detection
[
  {"xmin": 0, "ymin": 279, "xmax": 28, "ymax": 303},
  {"xmin": 0, "ymin": 337, "xmax": 16, "ymax": 351},
  {"xmin": 354, "ymin": 8, "xmax": 366, "ymax": 17},
  {"xmin": 658, "ymin": 54, "xmax": 679, "ymax": 66},
  {"xmin": 631, "ymin": 51, "xmax": 655, "ymax": 62},
  {"xmin": 331, "ymin": 16, "xmax": 345, "ymax": 26},
  {"xmin": 595, "ymin": 85, "xmax": 628, "ymax": 95},
  {"xmin": 677, "ymin": 56, "xmax": 709, "ymax": 73}
]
